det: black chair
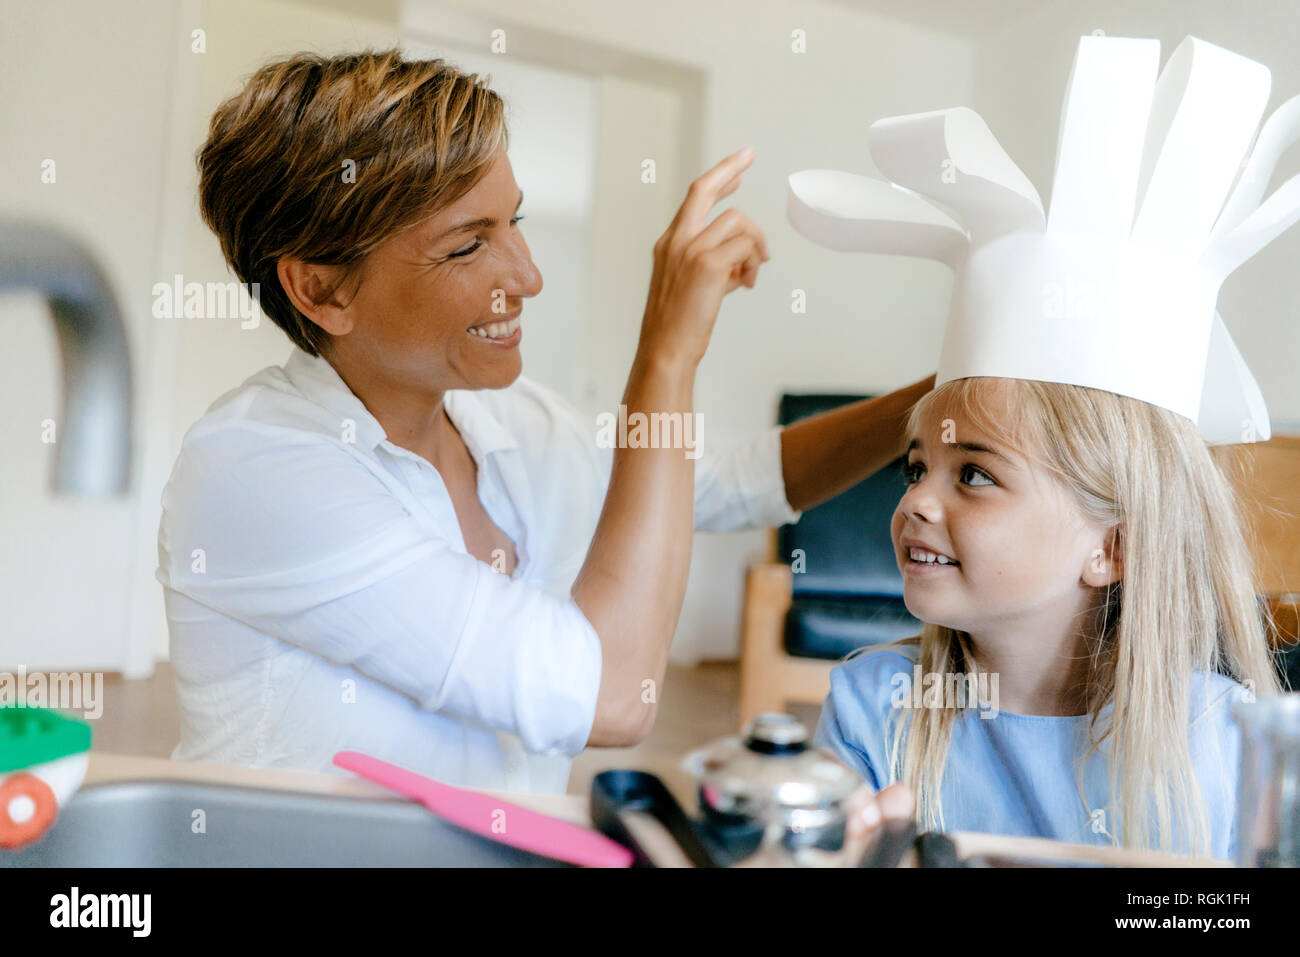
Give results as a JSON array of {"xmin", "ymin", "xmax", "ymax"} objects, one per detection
[{"xmin": 738, "ymin": 393, "xmax": 921, "ymax": 727}]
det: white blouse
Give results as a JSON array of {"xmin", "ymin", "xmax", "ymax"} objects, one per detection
[{"xmin": 156, "ymin": 347, "xmax": 802, "ymax": 793}]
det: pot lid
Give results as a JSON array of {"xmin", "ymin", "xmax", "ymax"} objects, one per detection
[{"xmin": 685, "ymin": 713, "xmax": 861, "ymax": 810}]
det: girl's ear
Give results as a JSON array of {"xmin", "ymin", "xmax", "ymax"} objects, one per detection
[{"xmin": 1082, "ymin": 523, "xmax": 1124, "ymax": 587}]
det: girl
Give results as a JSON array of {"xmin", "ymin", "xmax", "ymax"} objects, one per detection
[{"xmin": 816, "ymin": 375, "xmax": 1282, "ymax": 859}]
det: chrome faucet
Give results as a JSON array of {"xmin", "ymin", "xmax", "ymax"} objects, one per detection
[{"xmin": 0, "ymin": 220, "xmax": 132, "ymax": 495}]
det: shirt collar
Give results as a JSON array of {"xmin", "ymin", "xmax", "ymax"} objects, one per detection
[
  {"xmin": 282, "ymin": 346, "xmax": 519, "ymax": 461},
  {"xmin": 443, "ymin": 386, "xmax": 519, "ymax": 463}
]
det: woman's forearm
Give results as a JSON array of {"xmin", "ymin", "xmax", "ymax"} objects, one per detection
[
  {"xmin": 780, "ymin": 374, "xmax": 935, "ymax": 512},
  {"xmin": 571, "ymin": 147, "xmax": 768, "ymax": 748},
  {"xmin": 571, "ymin": 350, "xmax": 697, "ymax": 747}
]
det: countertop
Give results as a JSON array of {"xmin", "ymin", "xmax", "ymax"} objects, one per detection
[{"xmin": 83, "ymin": 750, "xmax": 1232, "ymax": 867}]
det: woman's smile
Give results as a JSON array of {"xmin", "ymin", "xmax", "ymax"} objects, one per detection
[{"xmin": 467, "ymin": 311, "xmax": 523, "ymax": 347}]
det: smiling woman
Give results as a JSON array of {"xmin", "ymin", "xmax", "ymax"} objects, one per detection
[
  {"xmin": 162, "ymin": 47, "xmax": 926, "ymax": 796},
  {"xmin": 160, "ymin": 48, "xmax": 749, "ymax": 791},
  {"xmin": 277, "ymin": 149, "xmax": 541, "ymax": 412},
  {"xmin": 196, "ymin": 50, "xmax": 513, "ymax": 362}
]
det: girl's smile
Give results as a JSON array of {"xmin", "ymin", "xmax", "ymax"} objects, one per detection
[{"xmin": 901, "ymin": 538, "xmax": 961, "ymax": 576}]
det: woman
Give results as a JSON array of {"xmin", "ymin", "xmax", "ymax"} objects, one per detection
[{"xmin": 157, "ymin": 48, "xmax": 926, "ymax": 844}]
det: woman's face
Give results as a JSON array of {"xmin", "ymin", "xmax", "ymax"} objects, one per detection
[
  {"xmin": 322, "ymin": 145, "xmax": 542, "ymax": 393},
  {"xmin": 889, "ymin": 380, "xmax": 1113, "ymax": 637}
]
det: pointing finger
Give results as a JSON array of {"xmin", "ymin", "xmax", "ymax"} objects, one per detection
[{"xmin": 675, "ymin": 147, "xmax": 755, "ymax": 236}]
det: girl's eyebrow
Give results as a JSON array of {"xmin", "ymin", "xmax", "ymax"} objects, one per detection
[{"xmin": 907, "ymin": 437, "xmax": 1014, "ymax": 464}]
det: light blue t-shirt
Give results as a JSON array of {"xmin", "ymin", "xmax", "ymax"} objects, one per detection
[{"xmin": 813, "ymin": 646, "xmax": 1248, "ymax": 860}]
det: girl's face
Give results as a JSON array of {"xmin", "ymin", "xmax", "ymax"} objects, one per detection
[{"xmin": 889, "ymin": 381, "xmax": 1117, "ymax": 638}]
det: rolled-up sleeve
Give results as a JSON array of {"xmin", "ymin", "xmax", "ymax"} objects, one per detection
[
  {"xmin": 693, "ymin": 424, "xmax": 802, "ymax": 532},
  {"xmin": 157, "ymin": 427, "xmax": 602, "ymax": 758}
]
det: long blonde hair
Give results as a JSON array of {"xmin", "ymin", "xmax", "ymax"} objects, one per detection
[{"xmin": 861, "ymin": 376, "xmax": 1281, "ymax": 855}]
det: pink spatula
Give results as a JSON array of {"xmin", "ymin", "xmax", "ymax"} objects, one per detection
[{"xmin": 333, "ymin": 750, "xmax": 633, "ymax": 868}]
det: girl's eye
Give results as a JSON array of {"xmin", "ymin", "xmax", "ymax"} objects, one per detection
[
  {"xmin": 901, "ymin": 461, "xmax": 995, "ymax": 487},
  {"xmin": 447, "ymin": 215, "xmax": 525, "ymax": 259}
]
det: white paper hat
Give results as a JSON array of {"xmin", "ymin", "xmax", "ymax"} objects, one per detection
[{"xmin": 788, "ymin": 34, "xmax": 1300, "ymax": 444}]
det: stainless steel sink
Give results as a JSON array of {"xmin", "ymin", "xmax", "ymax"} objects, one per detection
[{"xmin": 0, "ymin": 779, "xmax": 572, "ymax": 867}]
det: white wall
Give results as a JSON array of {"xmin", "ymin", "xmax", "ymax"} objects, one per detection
[
  {"xmin": 967, "ymin": 0, "xmax": 1300, "ymax": 430},
  {"xmin": 0, "ymin": 0, "xmax": 194, "ymax": 674}
]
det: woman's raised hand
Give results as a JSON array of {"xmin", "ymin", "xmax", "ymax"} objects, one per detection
[
  {"xmin": 577, "ymin": 148, "xmax": 769, "ymax": 749},
  {"xmin": 637, "ymin": 147, "xmax": 771, "ymax": 369}
]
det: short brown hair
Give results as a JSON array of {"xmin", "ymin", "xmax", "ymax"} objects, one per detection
[{"xmin": 196, "ymin": 48, "xmax": 508, "ymax": 356}]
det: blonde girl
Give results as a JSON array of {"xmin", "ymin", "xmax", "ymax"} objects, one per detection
[{"xmin": 817, "ymin": 375, "xmax": 1281, "ymax": 859}]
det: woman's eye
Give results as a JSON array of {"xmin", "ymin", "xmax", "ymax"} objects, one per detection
[
  {"xmin": 446, "ymin": 215, "xmax": 525, "ymax": 259},
  {"xmin": 961, "ymin": 464, "xmax": 995, "ymax": 487},
  {"xmin": 902, "ymin": 462, "xmax": 923, "ymax": 484}
]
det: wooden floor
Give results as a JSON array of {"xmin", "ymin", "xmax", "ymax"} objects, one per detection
[{"xmin": 88, "ymin": 662, "xmax": 823, "ymax": 799}]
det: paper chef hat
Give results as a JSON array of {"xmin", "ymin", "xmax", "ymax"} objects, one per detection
[{"xmin": 788, "ymin": 34, "xmax": 1300, "ymax": 444}]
